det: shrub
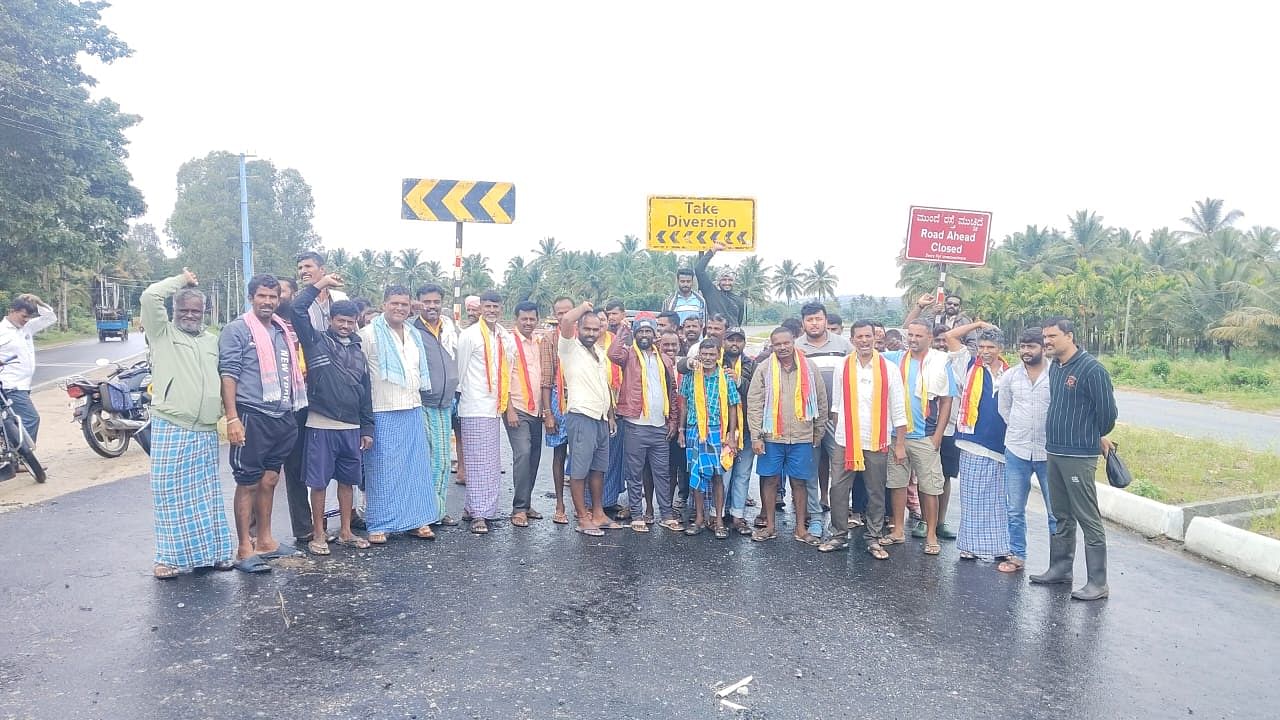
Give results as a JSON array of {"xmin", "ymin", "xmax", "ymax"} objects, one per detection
[
  {"xmin": 1226, "ymin": 368, "xmax": 1272, "ymax": 389},
  {"xmin": 1108, "ymin": 357, "xmax": 1134, "ymax": 381},
  {"xmin": 1129, "ymin": 478, "xmax": 1167, "ymax": 501},
  {"xmin": 1149, "ymin": 359, "xmax": 1171, "ymax": 379}
]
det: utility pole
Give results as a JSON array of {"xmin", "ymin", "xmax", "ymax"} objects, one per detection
[{"xmin": 238, "ymin": 153, "xmax": 255, "ymax": 310}]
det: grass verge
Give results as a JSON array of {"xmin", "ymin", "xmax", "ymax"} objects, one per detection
[
  {"xmin": 1250, "ymin": 510, "xmax": 1280, "ymax": 541},
  {"xmin": 34, "ymin": 328, "xmax": 96, "ymax": 347},
  {"xmin": 1112, "ymin": 424, "xmax": 1280, "ymax": 504},
  {"xmin": 1101, "ymin": 355, "xmax": 1280, "ymax": 413}
]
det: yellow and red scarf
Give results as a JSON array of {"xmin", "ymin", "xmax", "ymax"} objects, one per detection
[
  {"xmin": 479, "ymin": 320, "xmax": 511, "ymax": 412},
  {"xmin": 762, "ymin": 349, "xmax": 819, "ymax": 436},
  {"xmin": 843, "ymin": 352, "xmax": 892, "ymax": 470},
  {"xmin": 899, "ymin": 352, "xmax": 931, "ymax": 434},
  {"xmin": 511, "ymin": 332, "xmax": 537, "ymax": 413},
  {"xmin": 633, "ymin": 343, "xmax": 670, "ymax": 420},
  {"xmin": 692, "ymin": 363, "xmax": 730, "ymax": 446},
  {"xmin": 958, "ymin": 356, "xmax": 1008, "ymax": 433}
]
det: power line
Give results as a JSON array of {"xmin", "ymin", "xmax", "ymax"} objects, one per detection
[
  {"xmin": 0, "ymin": 62, "xmax": 90, "ymax": 104},
  {"xmin": 0, "ymin": 113, "xmax": 75, "ymax": 142},
  {"xmin": 0, "ymin": 101, "xmax": 91, "ymax": 135}
]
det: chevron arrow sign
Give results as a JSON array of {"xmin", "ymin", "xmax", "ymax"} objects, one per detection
[
  {"xmin": 401, "ymin": 179, "xmax": 516, "ymax": 224},
  {"xmin": 647, "ymin": 196, "xmax": 755, "ymax": 252}
]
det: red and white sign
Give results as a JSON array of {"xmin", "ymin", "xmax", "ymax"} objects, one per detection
[{"xmin": 904, "ymin": 206, "xmax": 992, "ymax": 266}]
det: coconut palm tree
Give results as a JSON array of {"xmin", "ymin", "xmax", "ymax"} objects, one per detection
[
  {"xmin": 1064, "ymin": 210, "xmax": 1116, "ymax": 262},
  {"xmin": 735, "ymin": 255, "xmax": 770, "ymax": 308},
  {"xmin": 342, "ymin": 259, "xmax": 376, "ymax": 300},
  {"xmin": 771, "ymin": 259, "xmax": 804, "ymax": 305},
  {"xmin": 328, "ymin": 248, "xmax": 351, "ymax": 273},
  {"xmin": 533, "ymin": 237, "xmax": 562, "ymax": 266},
  {"xmin": 396, "ymin": 248, "xmax": 431, "ymax": 290},
  {"xmin": 802, "ymin": 260, "xmax": 838, "ymax": 300},
  {"xmin": 461, "ymin": 253, "xmax": 494, "ymax": 295},
  {"xmin": 1179, "ymin": 198, "xmax": 1243, "ymax": 239}
]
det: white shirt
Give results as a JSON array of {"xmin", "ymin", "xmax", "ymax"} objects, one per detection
[
  {"xmin": 997, "ymin": 361, "xmax": 1051, "ymax": 461},
  {"xmin": 456, "ymin": 320, "xmax": 514, "ymax": 418},
  {"xmin": 0, "ymin": 305, "xmax": 57, "ymax": 391},
  {"xmin": 558, "ymin": 334, "xmax": 612, "ymax": 420},
  {"xmin": 832, "ymin": 354, "xmax": 907, "ymax": 448},
  {"xmin": 358, "ymin": 322, "xmax": 425, "ymax": 412}
]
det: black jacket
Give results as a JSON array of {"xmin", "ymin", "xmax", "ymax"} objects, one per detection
[
  {"xmin": 695, "ymin": 251, "xmax": 745, "ymax": 326},
  {"xmin": 291, "ymin": 285, "xmax": 375, "ymax": 437},
  {"xmin": 1045, "ymin": 349, "xmax": 1117, "ymax": 456}
]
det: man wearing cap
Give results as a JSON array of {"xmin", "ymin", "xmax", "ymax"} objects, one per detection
[
  {"xmin": 608, "ymin": 317, "xmax": 679, "ymax": 532},
  {"xmin": 695, "ymin": 243, "xmax": 745, "ymax": 327}
]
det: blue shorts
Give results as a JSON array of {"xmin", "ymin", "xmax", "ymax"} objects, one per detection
[
  {"xmin": 756, "ymin": 441, "xmax": 815, "ymax": 480},
  {"xmin": 302, "ymin": 427, "xmax": 363, "ymax": 490}
]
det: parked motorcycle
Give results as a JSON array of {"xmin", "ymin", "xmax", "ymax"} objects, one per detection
[
  {"xmin": 0, "ymin": 354, "xmax": 45, "ymax": 483},
  {"xmin": 65, "ymin": 358, "xmax": 152, "ymax": 458}
]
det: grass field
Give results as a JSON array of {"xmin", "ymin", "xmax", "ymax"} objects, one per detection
[
  {"xmin": 1250, "ymin": 510, "xmax": 1280, "ymax": 540},
  {"xmin": 1101, "ymin": 355, "xmax": 1280, "ymax": 413},
  {"xmin": 1112, "ymin": 424, "xmax": 1280, "ymax": 504}
]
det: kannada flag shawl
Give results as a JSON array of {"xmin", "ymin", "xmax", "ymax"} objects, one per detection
[
  {"xmin": 958, "ymin": 355, "xmax": 1008, "ymax": 434},
  {"xmin": 761, "ymin": 349, "xmax": 819, "ymax": 436},
  {"xmin": 842, "ymin": 351, "xmax": 892, "ymax": 471}
]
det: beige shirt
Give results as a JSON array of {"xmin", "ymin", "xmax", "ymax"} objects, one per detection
[
  {"xmin": 558, "ymin": 335, "xmax": 612, "ymax": 420},
  {"xmin": 507, "ymin": 331, "xmax": 543, "ymax": 416},
  {"xmin": 358, "ymin": 322, "xmax": 425, "ymax": 412}
]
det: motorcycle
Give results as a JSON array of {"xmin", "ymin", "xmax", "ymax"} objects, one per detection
[
  {"xmin": 65, "ymin": 358, "xmax": 152, "ymax": 458},
  {"xmin": 0, "ymin": 356, "xmax": 45, "ymax": 483}
]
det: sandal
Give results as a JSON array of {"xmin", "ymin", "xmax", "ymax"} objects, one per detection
[
  {"xmin": 212, "ymin": 560, "xmax": 235, "ymax": 571},
  {"xmin": 998, "ymin": 558, "xmax": 1025, "ymax": 573},
  {"xmin": 367, "ymin": 532, "xmax": 388, "ymax": 545},
  {"xmin": 750, "ymin": 528, "xmax": 777, "ymax": 542},
  {"xmin": 753, "ymin": 516, "xmax": 768, "ymax": 529},
  {"xmin": 469, "ymin": 519, "xmax": 488, "ymax": 535},
  {"xmin": 153, "ymin": 564, "xmax": 180, "ymax": 580},
  {"xmin": 733, "ymin": 519, "xmax": 752, "ymax": 536},
  {"xmin": 307, "ymin": 539, "xmax": 331, "ymax": 556},
  {"xmin": 412, "ymin": 525, "xmax": 437, "ymax": 540},
  {"xmin": 793, "ymin": 533, "xmax": 821, "ymax": 546},
  {"xmin": 438, "ymin": 515, "xmax": 460, "ymax": 527},
  {"xmin": 526, "ymin": 509, "xmax": 543, "ymax": 520},
  {"xmin": 630, "ymin": 520, "xmax": 650, "ymax": 533},
  {"xmin": 575, "ymin": 525, "xmax": 605, "ymax": 537},
  {"xmin": 959, "ymin": 551, "xmax": 976, "ymax": 560},
  {"xmin": 924, "ymin": 543, "xmax": 941, "ymax": 556},
  {"xmin": 745, "ymin": 497, "xmax": 757, "ymax": 507},
  {"xmin": 511, "ymin": 512, "xmax": 529, "ymax": 528},
  {"xmin": 337, "ymin": 536, "xmax": 372, "ymax": 550},
  {"xmin": 685, "ymin": 523, "xmax": 703, "ymax": 536},
  {"xmin": 660, "ymin": 519, "xmax": 685, "ymax": 533},
  {"xmin": 553, "ymin": 511, "xmax": 569, "ymax": 525},
  {"xmin": 714, "ymin": 525, "xmax": 729, "ymax": 540},
  {"xmin": 867, "ymin": 543, "xmax": 890, "ymax": 560},
  {"xmin": 818, "ymin": 536, "xmax": 849, "ymax": 553},
  {"xmin": 880, "ymin": 535, "xmax": 905, "ymax": 546}
]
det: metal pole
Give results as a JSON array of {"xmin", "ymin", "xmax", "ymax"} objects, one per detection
[
  {"xmin": 453, "ymin": 221, "xmax": 464, "ymax": 322},
  {"xmin": 238, "ymin": 153, "xmax": 254, "ymax": 310}
]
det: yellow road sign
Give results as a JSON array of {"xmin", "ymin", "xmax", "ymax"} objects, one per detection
[
  {"xmin": 646, "ymin": 196, "xmax": 755, "ymax": 251},
  {"xmin": 401, "ymin": 179, "xmax": 515, "ymax": 223}
]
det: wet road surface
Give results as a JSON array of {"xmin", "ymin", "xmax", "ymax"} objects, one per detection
[
  {"xmin": 32, "ymin": 333, "xmax": 147, "ymax": 389},
  {"xmin": 1115, "ymin": 389, "xmax": 1280, "ymax": 453},
  {"xmin": 2, "ymin": 456, "xmax": 1279, "ymax": 719}
]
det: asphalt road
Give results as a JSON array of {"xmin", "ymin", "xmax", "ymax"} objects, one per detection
[
  {"xmin": 1115, "ymin": 389, "xmax": 1280, "ymax": 453},
  {"xmin": 32, "ymin": 333, "xmax": 148, "ymax": 389},
  {"xmin": 2, "ymin": 456, "xmax": 1277, "ymax": 719}
]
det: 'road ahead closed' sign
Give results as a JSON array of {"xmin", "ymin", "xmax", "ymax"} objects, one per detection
[
  {"xmin": 647, "ymin": 196, "xmax": 755, "ymax": 252},
  {"xmin": 904, "ymin": 206, "xmax": 992, "ymax": 266}
]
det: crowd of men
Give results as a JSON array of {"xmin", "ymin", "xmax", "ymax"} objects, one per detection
[{"xmin": 139, "ymin": 241, "xmax": 1118, "ymax": 601}]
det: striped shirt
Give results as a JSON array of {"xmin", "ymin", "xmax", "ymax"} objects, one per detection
[
  {"xmin": 996, "ymin": 361, "xmax": 1050, "ymax": 461},
  {"xmin": 1045, "ymin": 349, "xmax": 1117, "ymax": 457}
]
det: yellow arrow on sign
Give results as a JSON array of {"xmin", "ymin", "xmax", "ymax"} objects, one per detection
[
  {"xmin": 480, "ymin": 184, "xmax": 512, "ymax": 224},
  {"xmin": 442, "ymin": 181, "xmax": 475, "ymax": 223},
  {"xmin": 402, "ymin": 179, "xmax": 439, "ymax": 221}
]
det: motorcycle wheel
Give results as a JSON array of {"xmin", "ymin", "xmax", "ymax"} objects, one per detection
[
  {"xmin": 82, "ymin": 407, "xmax": 131, "ymax": 458},
  {"xmin": 3, "ymin": 415, "xmax": 45, "ymax": 482}
]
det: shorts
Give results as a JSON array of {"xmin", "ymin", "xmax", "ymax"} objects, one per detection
[
  {"xmin": 756, "ymin": 441, "xmax": 815, "ymax": 480},
  {"xmin": 565, "ymin": 412, "xmax": 610, "ymax": 480},
  {"xmin": 230, "ymin": 406, "xmax": 297, "ymax": 485},
  {"xmin": 940, "ymin": 434, "xmax": 960, "ymax": 479},
  {"xmin": 887, "ymin": 437, "xmax": 944, "ymax": 496},
  {"xmin": 302, "ymin": 427, "xmax": 363, "ymax": 490}
]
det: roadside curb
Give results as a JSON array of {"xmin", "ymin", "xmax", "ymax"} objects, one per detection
[
  {"xmin": 1184, "ymin": 517, "xmax": 1280, "ymax": 585},
  {"xmin": 1030, "ymin": 476, "xmax": 1185, "ymax": 540}
]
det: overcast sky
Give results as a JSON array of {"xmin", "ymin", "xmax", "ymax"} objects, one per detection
[{"xmin": 87, "ymin": 1, "xmax": 1280, "ymax": 297}]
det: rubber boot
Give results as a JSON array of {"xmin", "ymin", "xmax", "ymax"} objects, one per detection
[
  {"xmin": 1029, "ymin": 527, "xmax": 1075, "ymax": 585},
  {"xmin": 1070, "ymin": 544, "xmax": 1109, "ymax": 600}
]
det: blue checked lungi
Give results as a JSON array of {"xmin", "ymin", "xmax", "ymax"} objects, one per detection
[
  {"xmin": 423, "ymin": 406, "xmax": 453, "ymax": 512},
  {"xmin": 365, "ymin": 408, "xmax": 439, "ymax": 533},
  {"xmin": 685, "ymin": 426, "xmax": 726, "ymax": 493},
  {"xmin": 461, "ymin": 416, "xmax": 502, "ymax": 520},
  {"xmin": 544, "ymin": 381, "xmax": 568, "ymax": 448},
  {"xmin": 150, "ymin": 418, "xmax": 233, "ymax": 569},
  {"xmin": 957, "ymin": 449, "xmax": 1011, "ymax": 560}
]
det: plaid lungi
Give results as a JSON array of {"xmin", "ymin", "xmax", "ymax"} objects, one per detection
[
  {"xmin": 365, "ymin": 408, "xmax": 439, "ymax": 533},
  {"xmin": 423, "ymin": 406, "xmax": 453, "ymax": 512},
  {"xmin": 544, "ymin": 381, "xmax": 568, "ymax": 448},
  {"xmin": 957, "ymin": 449, "xmax": 1011, "ymax": 560},
  {"xmin": 685, "ymin": 426, "xmax": 725, "ymax": 492},
  {"xmin": 461, "ymin": 416, "xmax": 502, "ymax": 519},
  {"xmin": 150, "ymin": 418, "xmax": 233, "ymax": 569}
]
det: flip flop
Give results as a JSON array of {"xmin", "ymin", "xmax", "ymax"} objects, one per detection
[
  {"xmin": 575, "ymin": 526, "xmax": 605, "ymax": 537},
  {"xmin": 234, "ymin": 555, "xmax": 271, "ymax": 574},
  {"xmin": 212, "ymin": 560, "xmax": 235, "ymax": 571},
  {"xmin": 437, "ymin": 515, "xmax": 460, "ymax": 527},
  {"xmin": 600, "ymin": 521, "xmax": 625, "ymax": 530},
  {"xmin": 751, "ymin": 529, "xmax": 777, "ymax": 542},
  {"xmin": 630, "ymin": 520, "xmax": 650, "ymax": 533},
  {"xmin": 307, "ymin": 540, "xmax": 331, "ymax": 556},
  {"xmin": 412, "ymin": 526, "xmax": 437, "ymax": 540},
  {"xmin": 794, "ymin": 533, "xmax": 821, "ymax": 546},
  {"xmin": 367, "ymin": 532, "xmax": 388, "ymax": 545},
  {"xmin": 258, "ymin": 543, "xmax": 301, "ymax": 559},
  {"xmin": 660, "ymin": 519, "xmax": 685, "ymax": 533},
  {"xmin": 337, "ymin": 536, "xmax": 372, "ymax": 550},
  {"xmin": 525, "ymin": 509, "xmax": 543, "ymax": 520},
  {"xmin": 153, "ymin": 564, "xmax": 180, "ymax": 580},
  {"xmin": 867, "ymin": 543, "xmax": 890, "ymax": 560},
  {"xmin": 880, "ymin": 535, "xmax": 906, "ymax": 546},
  {"xmin": 998, "ymin": 558, "xmax": 1025, "ymax": 573},
  {"xmin": 511, "ymin": 513, "xmax": 530, "ymax": 528},
  {"xmin": 818, "ymin": 537, "xmax": 849, "ymax": 553},
  {"xmin": 553, "ymin": 511, "xmax": 569, "ymax": 525},
  {"xmin": 469, "ymin": 519, "xmax": 488, "ymax": 535},
  {"xmin": 924, "ymin": 543, "xmax": 942, "ymax": 556}
]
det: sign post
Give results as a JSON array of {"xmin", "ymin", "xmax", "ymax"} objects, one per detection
[
  {"xmin": 646, "ymin": 196, "xmax": 756, "ymax": 252},
  {"xmin": 904, "ymin": 206, "xmax": 992, "ymax": 321},
  {"xmin": 401, "ymin": 179, "xmax": 516, "ymax": 320}
]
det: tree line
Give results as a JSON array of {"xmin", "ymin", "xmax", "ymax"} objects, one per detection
[{"xmin": 897, "ymin": 199, "xmax": 1280, "ymax": 358}]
